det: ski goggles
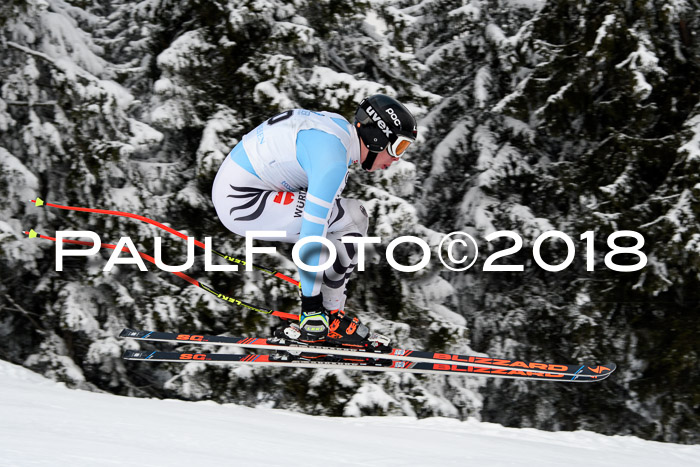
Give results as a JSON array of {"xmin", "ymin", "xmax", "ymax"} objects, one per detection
[{"xmin": 387, "ymin": 134, "xmax": 414, "ymax": 158}]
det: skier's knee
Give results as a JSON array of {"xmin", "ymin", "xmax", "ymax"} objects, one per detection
[{"xmin": 346, "ymin": 199, "xmax": 369, "ymax": 236}]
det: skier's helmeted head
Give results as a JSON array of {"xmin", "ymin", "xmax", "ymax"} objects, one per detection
[{"xmin": 354, "ymin": 94, "xmax": 417, "ymax": 171}]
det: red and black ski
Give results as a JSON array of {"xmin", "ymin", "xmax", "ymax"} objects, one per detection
[
  {"xmin": 121, "ymin": 349, "xmax": 612, "ymax": 382},
  {"xmin": 119, "ymin": 328, "xmax": 615, "ymax": 381}
]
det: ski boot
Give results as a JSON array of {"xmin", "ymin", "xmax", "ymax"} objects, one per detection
[
  {"xmin": 275, "ymin": 294, "xmax": 329, "ymax": 344},
  {"xmin": 325, "ymin": 309, "xmax": 391, "ymax": 351},
  {"xmin": 273, "ymin": 294, "xmax": 391, "ymax": 352}
]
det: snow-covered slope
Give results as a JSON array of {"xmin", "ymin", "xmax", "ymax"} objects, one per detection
[{"xmin": 1, "ymin": 360, "xmax": 697, "ymax": 467}]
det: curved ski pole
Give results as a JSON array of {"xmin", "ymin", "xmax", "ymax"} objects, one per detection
[
  {"xmin": 23, "ymin": 229, "xmax": 299, "ymax": 321},
  {"xmin": 29, "ymin": 198, "xmax": 300, "ymax": 288}
]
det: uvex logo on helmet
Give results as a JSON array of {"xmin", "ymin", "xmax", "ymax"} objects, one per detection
[{"xmin": 365, "ymin": 105, "xmax": 394, "ymax": 139}]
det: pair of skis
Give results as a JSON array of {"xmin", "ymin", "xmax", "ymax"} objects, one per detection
[
  {"xmin": 26, "ymin": 198, "xmax": 616, "ymax": 383},
  {"xmin": 119, "ymin": 329, "xmax": 616, "ymax": 383}
]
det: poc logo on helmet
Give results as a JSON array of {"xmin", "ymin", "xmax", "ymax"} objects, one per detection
[{"xmin": 386, "ymin": 108, "xmax": 402, "ymax": 128}]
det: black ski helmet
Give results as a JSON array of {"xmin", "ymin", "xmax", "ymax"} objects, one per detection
[{"xmin": 354, "ymin": 94, "xmax": 417, "ymax": 170}]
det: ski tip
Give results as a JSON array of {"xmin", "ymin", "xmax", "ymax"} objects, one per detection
[
  {"xmin": 33, "ymin": 197, "xmax": 44, "ymax": 207},
  {"xmin": 583, "ymin": 363, "xmax": 617, "ymax": 376},
  {"xmin": 25, "ymin": 229, "xmax": 38, "ymax": 238},
  {"xmin": 587, "ymin": 363, "xmax": 617, "ymax": 381}
]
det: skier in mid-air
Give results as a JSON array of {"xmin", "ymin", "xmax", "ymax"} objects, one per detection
[{"xmin": 212, "ymin": 94, "xmax": 417, "ymax": 347}]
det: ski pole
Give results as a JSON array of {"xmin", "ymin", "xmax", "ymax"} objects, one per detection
[
  {"xmin": 23, "ymin": 229, "xmax": 299, "ymax": 321},
  {"xmin": 29, "ymin": 198, "xmax": 300, "ymax": 288}
]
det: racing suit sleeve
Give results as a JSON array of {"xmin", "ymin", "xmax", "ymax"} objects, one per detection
[{"xmin": 295, "ymin": 129, "xmax": 349, "ymax": 298}]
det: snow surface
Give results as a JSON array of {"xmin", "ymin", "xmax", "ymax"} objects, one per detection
[{"xmin": 1, "ymin": 360, "xmax": 699, "ymax": 467}]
